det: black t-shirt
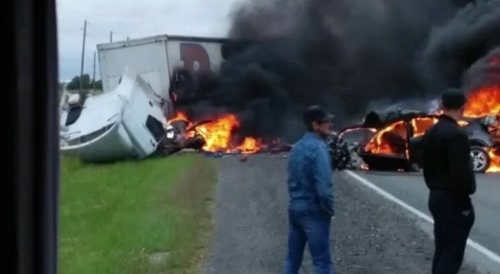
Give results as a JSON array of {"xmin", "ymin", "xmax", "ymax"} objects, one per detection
[{"xmin": 421, "ymin": 115, "xmax": 476, "ymax": 197}]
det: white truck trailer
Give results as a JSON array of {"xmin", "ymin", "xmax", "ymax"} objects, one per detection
[{"xmin": 97, "ymin": 34, "xmax": 229, "ymax": 116}]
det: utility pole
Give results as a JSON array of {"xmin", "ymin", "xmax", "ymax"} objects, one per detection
[
  {"xmin": 92, "ymin": 51, "xmax": 96, "ymax": 92},
  {"xmin": 110, "ymin": 31, "xmax": 113, "ymax": 43},
  {"xmin": 79, "ymin": 20, "xmax": 88, "ymax": 92}
]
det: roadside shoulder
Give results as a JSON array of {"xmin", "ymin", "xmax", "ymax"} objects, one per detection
[{"xmin": 332, "ymin": 171, "xmax": 479, "ymax": 274}]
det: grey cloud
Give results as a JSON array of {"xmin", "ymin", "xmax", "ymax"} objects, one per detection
[{"xmin": 57, "ymin": 0, "xmax": 240, "ymax": 80}]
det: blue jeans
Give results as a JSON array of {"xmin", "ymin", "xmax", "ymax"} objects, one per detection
[{"xmin": 284, "ymin": 209, "xmax": 334, "ymax": 274}]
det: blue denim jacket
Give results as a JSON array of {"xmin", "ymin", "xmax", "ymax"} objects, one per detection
[{"xmin": 287, "ymin": 132, "xmax": 334, "ymax": 216}]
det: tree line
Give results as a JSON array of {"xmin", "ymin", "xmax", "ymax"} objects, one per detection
[{"xmin": 65, "ymin": 74, "xmax": 103, "ymax": 90}]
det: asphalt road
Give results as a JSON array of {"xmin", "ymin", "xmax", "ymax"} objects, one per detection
[
  {"xmin": 347, "ymin": 170, "xmax": 500, "ymax": 273},
  {"xmin": 203, "ymin": 155, "xmax": 480, "ymax": 274}
]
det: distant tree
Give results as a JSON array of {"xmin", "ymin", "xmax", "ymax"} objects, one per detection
[
  {"xmin": 91, "ymin": 80, "xmax": 103, "ymax": 90},
  {"xmin": 66, "ymin": 76, "xmax": 79, "ymax": 90},
  {"xmin": 81, "ymin": 74, "xmax": 91, "ymax": 88},
  {"xmin": 66, "ymin": 74, "xmax": 102, "ymax": 90}
]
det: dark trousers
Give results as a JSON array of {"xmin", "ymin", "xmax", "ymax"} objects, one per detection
[
  {"xmin": 429, "ymin": 191, "xmax": 475, "ymax": 274},
  {"xmin": 284, "ymin": 209, "xmax": 333, "ymax": 274}
]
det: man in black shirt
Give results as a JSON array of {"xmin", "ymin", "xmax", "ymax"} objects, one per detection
[{"xmin": 421, "ymin": 89, "xmax": 476, "ymax": 274}]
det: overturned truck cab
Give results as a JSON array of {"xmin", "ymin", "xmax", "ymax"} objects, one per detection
[{"xmin": 59, "ymin": 69, "xmax": 168, "ymax": 163}]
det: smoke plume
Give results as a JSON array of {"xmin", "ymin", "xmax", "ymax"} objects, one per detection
[
  {"xmin": 421, "ymin": 0, "xmax": 500, "ymax": 94},
  {"xmin": 176, "ymin": 0, "xmax": 500, "ymax": 141},
  {"xmin": 463, "ymin": 47, "xmax": 500, "ymax": 92}
]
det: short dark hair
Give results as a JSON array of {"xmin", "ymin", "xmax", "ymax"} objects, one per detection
[
  {"xmin": 303, "ymin": 105, "xmax": 334, "ymax": 131},
  {"xmin": 441, "ymin": 88, "xmax": 467, "ymax": 110}
]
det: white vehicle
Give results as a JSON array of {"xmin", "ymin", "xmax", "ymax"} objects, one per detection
[
  {"xmin": 97, "ymin": 34, "xmax": 228, "ymax": 116},
  {"xmin": 59, "ymin": 68, "xmax": 167, "ymax": 162},
  {"xmin": 60, "ymin": 34, "xmax": 231, "ymax": 162}
]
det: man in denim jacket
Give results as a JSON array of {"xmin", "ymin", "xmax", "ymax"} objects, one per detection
[{"xmin": 283, "ymin": 105, "xmax": 335, "ymax": 274}]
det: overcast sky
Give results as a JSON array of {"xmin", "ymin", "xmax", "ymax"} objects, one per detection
[{"xmin": 56, "ymin": 0, "xmax": 242, "ymax": 81}]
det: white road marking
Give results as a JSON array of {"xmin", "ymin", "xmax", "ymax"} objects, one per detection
[{"xmin": 345, "ymin": 170, "xmax": 500, "ymax": 265}]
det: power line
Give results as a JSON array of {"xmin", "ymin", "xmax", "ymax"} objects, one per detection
[{"xmin": 79, "ymin": 19, "xmax": 88, "ymax": 92}]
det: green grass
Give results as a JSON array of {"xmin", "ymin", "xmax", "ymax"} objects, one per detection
[{"xmin": 59, "ymin": 154, "xmax": 216, "ymax": 274}]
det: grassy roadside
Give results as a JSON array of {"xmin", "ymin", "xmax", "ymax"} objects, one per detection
[{"xmin": 59, "ymin": 154, "xmax": 216, "ymax": 274}]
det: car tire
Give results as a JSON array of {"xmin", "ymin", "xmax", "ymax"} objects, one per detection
[{"xmin": 470, "ymin": 146, "xmax": 491, "ymax": 173}]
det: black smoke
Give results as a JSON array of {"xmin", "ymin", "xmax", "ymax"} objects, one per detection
[
  {"xmin": 174, "ymin": 0, "xmax": 500, "ymax": 142},
  {"xmin": 421, "ymin": 0, "xmax": 500, "ymax": 94},
  {"xmin": 463, "ymin": 47, "xmax": 500, "ymax": 92}
]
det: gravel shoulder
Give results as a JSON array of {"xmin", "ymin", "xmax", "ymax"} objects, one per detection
[{"xmin": 203, "ymin": 154, "xmax": 479, "ymax": 274}]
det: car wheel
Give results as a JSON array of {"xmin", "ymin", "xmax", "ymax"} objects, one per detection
[{"xmin": 470, "ymin": 146, "xmax": 490, "ymax": 173}]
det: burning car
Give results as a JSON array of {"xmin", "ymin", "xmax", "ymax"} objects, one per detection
[
  {"xmin": 335, "ymin": 109, "xmax": 429, "ymax": 171},
  {"xmin": 332, "ymin": 126, "xmax": 377, "ymax": 170},
  {"xmin": 409, "ymin": 115, "xmax": 500, "ymax": 173},
  {"xmin": 355, "ymin": 108, "xmax": 500, "ymax": 173}
]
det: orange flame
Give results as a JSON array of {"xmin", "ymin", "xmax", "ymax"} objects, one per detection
[
  {"xmin": 465, "ymin": 86, "xmax": 500, "ymax": 172},
  {"xmin": 364, "ymin": 117, "xmax": 437, "ymax": 157},
  {"xmin": 168, "ymin": 111, "xmax": 192, "ymax": 127},
  {"xmin": 196, "ymin": 114, "xmax": 239, "ymax": 152},
  {"xmin": 167, "ymin": 111, "xmax": 264, "ymax": 153},
  {"xmin": 411, "ymin": 117, "xmax": 439, "ymax": 137},
  {"xmin": 237, "ymin": 137, "xmax": 264, "ymax": 155},
  {"xmin": 464, "ymin": 86, "xmax": 500, "ymax": 118},
  {"xmin": 364, "ymin": 121, "xmax": 406, "ymax": 156},
  {"xmin": 487, "ymin": 148, "xmax": 500, "ymax": 173}
]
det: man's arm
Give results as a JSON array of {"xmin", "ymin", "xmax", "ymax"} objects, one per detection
[
  {"xmin": 447, "ymin": 132, "xmax": 474, "ymax": 196},
  {"xmin": 313, "ymin": 144, "xmax": 334, "ymax": 217}
]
